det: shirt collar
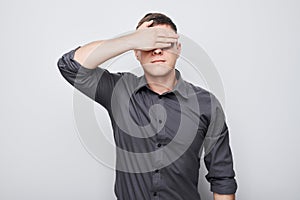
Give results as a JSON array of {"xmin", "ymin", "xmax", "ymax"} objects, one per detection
[{"xmin": 134, "ymin": 69, "xmax": 189, "ymax": 99}]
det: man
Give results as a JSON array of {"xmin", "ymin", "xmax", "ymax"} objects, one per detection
[{"xmin": 58, "ymin": 13, "xmax": 237, "ymax": 200}]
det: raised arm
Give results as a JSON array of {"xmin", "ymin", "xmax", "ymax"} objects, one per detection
[
  {"xmin": 73, "ymin": 20, "xmax": 179, "ymax": 69},
  {"xmin": 57, "ymin": 20, "xmax": 178, "ymax": 109}
]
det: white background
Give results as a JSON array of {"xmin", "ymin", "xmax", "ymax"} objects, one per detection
[{"xmin": 0, "ymin": 0, "xmax": 299, "ymax": 199}]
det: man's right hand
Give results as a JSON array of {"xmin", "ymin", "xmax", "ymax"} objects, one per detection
[{"xmin": 129, "ymin": 20, "xmax": 179, "ymax": 51}]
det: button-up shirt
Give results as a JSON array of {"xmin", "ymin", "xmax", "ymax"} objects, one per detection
[{"xmin": 57, "ymin": 47, "xmax": 237, "ymax": 200}]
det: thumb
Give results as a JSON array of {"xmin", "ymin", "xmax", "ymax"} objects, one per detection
[
  {"xmin": 139, "ymin": 20, "xmax": 154, "ymax": 29},
  {"xmin": 145, "ymin": 20, "xmax": 154, "ymax": 26}
]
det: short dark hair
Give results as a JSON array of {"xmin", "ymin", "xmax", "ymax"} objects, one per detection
[{"xmin": 136, "ymin": 13, "xmax": 177, "ymax": 33}]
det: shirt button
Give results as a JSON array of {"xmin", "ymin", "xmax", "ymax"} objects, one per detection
[
  {"xmin": 153, "ymin": 192, "xmax": 157, "ymax": 196},
  {"xmin": 157, "ymin": 143, "xmax": 162, "ymax": 148}
]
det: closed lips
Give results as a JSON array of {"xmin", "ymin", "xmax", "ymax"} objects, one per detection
[{"xmin": 151, "ymin": 60, "xmax": 166, "ymax": 63}]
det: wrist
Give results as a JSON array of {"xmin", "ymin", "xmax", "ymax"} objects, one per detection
[{"xmin": 122, "ymin": 31, "xmax": 139, "ymax": 50}]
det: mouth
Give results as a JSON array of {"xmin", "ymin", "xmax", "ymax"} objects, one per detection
[{"xmin": 151, "ymin": 60, "xmax": 166, "ymax": 63}]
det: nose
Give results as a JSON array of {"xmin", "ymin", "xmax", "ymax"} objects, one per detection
[{"xmin": 152, "ymin": 48, "xmax": 163, "ymax": 55}]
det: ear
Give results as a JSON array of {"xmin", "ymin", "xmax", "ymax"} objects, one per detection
[
  {"xmin": 134, "ymin": 50, "xmax": 141, "ymax": 61},
  {"xmin": 175, "ymin": 42, "xmax": 182, "ymax": 59}
]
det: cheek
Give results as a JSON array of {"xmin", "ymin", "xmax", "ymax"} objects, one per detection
[
  {"xmin": 140, "ymin": 54, "xmax": 151, "ymax": 63},
  {"xmin": 166, "ymin": 52, "xmax": 179, "ymax": 62}
]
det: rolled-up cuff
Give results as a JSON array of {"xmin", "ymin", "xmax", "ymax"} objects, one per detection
[{"xmin": 210, "ymin": 178, "xmax": 238, "ymax": 194}]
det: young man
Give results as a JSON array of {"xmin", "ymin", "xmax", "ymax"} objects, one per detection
[{"xmin": 58, "ymin": 13, "xmax": 237, "ymax": 200}]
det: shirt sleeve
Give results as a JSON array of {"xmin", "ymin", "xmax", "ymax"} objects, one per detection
[
  {"xmin": 203, "ymin": 94, "xmax": 238, "ymax": 194},
  {"xmin": 57, "ymin": 47, "xmax": 123, "ymax": 110}
]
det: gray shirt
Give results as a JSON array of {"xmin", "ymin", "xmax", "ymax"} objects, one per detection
[{"xmin": 57, "ymin": 47, "xmax": 237, "ymax": 200}]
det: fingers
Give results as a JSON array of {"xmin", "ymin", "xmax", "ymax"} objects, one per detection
[
  {"xmin": 156, "ymin": 28, "xmax": 179, "ymax": 39},
  {"xmin": 139, "ymin": 21, "xmax": 179, "ymax": 38},
  {"xmin": 155, "ymin": 30, "xmax": 179, "ymax": 48},
  {"xmin": 134, "ymin": 21, "xmax": 180, "ymax": 51},
  {"xmin": 156, "ymin": 37, "xmax": 178, "ymax": 44},
  {"xmin": 154, "ymin": 42, "xmax": 173, "ymax": 49}
]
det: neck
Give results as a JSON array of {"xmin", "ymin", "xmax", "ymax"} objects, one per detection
[{"xmin": 145, "ymin": 70, "xmax": 177, "ymax": 95}]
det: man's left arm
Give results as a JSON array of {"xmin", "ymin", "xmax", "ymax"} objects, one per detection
[{"xmin": 203, "ymin": 94, "xmax": 238, "ymax": 198}]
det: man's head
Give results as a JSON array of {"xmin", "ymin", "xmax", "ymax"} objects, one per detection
[
  {"xmin": 136, "ymin": 13, "xmax": 177, "ymax": 33},
  {"xmin": 135, "ymin": 13, "xmax": 181, "ymax": 78}
]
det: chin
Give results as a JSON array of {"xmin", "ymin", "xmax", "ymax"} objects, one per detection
[{"xmin": 143, "ymin": 63, "xmax": 174, "ymax": 77}]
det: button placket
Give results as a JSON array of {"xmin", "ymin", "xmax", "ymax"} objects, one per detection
[
  {"xmin": 152, "ymin": 164, "xmax": 161, "ymax": 199},
  {"xmin": 152, "ymin": 191, "xmax": 159, "ymax": 200},
  {"xmin": 156, "ymin": 97, "xmax": 166, "ymax": 138},
  {"xmin": 152, "ymin": 95, "xmax": 164, "ymax": 200}
]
